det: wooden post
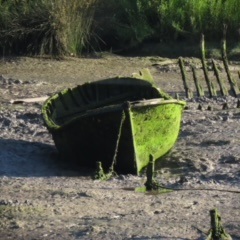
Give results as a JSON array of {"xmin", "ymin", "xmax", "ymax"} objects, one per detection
[
  {"xmin": 222, "ymin": 103, "xmax": 229, "ymax": 110},
  {"xmin": 201, "ymin": 34, "xmax": 217, "ymax": 97},
  {"xmin": 212, "ymin": 59, "xmax": 228, "ymax": 96},
  {"xmin": 175, "ymin": 93, "xmax": 179, "ymax": 100},
  {"xmin": 197, "ymin": 104, "xmax": 203, "ymax": 110},
  {"xmin": 178, "ymin": 57, "xmax": 193, "ymax": 99},
  {"xmin": 206, "ymin": 208, "xmax": 232, "ymax": 240},
  {"xmin": 192, "ymin": 66, "xmax": 204, "ymax": 97},
  {"xmin": 221, "ymin": 24, "xmax": 239, "ymax": 97},
  {"xmin": 145, "ymin": 155, "xmax": 155, "ymax": 191}
]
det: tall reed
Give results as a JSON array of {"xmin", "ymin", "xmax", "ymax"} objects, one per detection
[
  {"xmin": 0, "ymin": 0, "xmax": 97, "ymax": 56},
  {"xmin": 52, "ymin": 0, "xmax": 97, "ymax": 55},
  {"xmin": 1, "ymin": 0, "xmax": 240, "ymax": 56},
  {"xmin": 156, "ymin": 0, "xmax": 240, "ymax": 40}
]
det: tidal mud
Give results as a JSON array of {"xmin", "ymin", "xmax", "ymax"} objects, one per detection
[{"xmin": 0, "ymin": 56, "xmax": 240, "ymax": 239}]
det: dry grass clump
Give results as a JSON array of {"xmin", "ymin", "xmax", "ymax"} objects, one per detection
[{"xmin": 0, "ymin": 0, "xmax": 97, "ymax": 56}]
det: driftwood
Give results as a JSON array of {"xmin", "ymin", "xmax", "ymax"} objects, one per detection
[{"xmin": 10, "ymin": 96, "xmax": 48, "ymax": 104}]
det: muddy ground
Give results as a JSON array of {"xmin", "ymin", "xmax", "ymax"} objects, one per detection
[{"xmin": 0, "ymin": 55, "xmax": 240, "ymax": 240}]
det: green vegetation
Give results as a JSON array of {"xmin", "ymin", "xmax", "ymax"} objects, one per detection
[
  {"xmin": 0, "ymin": 0, "xmax": 97, "ymax": 56},
  {"xmin": 1, "ymin": 0, "xmax": 240, "ymax": 56},
  {"xmin": 94, "ymin": 161, "xmax": 116, "ymax": 181}
]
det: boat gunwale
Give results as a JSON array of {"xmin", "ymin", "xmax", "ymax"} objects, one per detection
[{"xmin": 43, "ymin": 98, "xmax": 186, "ymax": 132}]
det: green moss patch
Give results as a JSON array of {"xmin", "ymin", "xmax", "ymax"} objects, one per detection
[{"xmin": 130, "ymin": 101, "xmax": 185, "ymax": 173}]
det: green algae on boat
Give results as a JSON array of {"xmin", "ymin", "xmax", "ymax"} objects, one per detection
[
  {"xmin": 42, "ymin": 70, "xmax": 186, "ymax": 174},
  {"xmin": 129, "ymin": 99, "xmax": 185, "ymax": 173}
]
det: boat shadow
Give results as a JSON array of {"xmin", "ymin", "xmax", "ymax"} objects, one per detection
[{"xmin": 0, "ymin": 138, "xmax": 93, "ymax": 177}]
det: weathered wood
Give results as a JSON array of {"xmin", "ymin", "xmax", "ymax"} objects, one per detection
[
  {"xmin": 145, "ymin": 155, "xmax": 155, "ymax": 191},
  {"xmin": 212, "ymin": 59, "xmax": 228, "ymax": 96},
  {"xmin": 10, "ymin": 96, "xmax": 49, "ymax": 104},
  {"xmin": 197, "ymin": 104, "xmax": 203, "ymax": 110},
  {"xmin": 191, "ymin": 66, "xmax": 204, "ymax": 97},
  {"xmin": 207, "ymin": 105, "xmax": 213, "ymax": 111},
  {"xmin": 222, "ymin": 103, "xmax": 229, "ymax": 110},
  {"xmin": 178, "ymin": 57, "xmax": 193, "ymax": 98},
  {"xmin": 221, "ymin": 25, "xmax": 239, "ymax": 97},
  {"xmin": 201, "ymin": 34, "xmax": 217, "ymax": 97},
  {"xmin": 175, "ymin": 93, "xmax": 179, "ymax": 100},
  {"xmin": 206, "ymin": 208, "xmax": 232, "ymax": 240}
]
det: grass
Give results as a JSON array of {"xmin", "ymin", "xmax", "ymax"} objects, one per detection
[
  {"xmin": 0, "ymin": 0, "xmax": 97, "ymax": 56},
  {"xmin": 156, "ymin": 0, "xmax": 240, "ymax": 40},
  {"xmin": 1, "ymin": 0, "xmax": 240, "ymax": 56}
]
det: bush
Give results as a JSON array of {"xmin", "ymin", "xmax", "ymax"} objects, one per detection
[
  {"xmin": 155, "ymin": 0, "xmax": 240, "ymax": 41},
  {"xmin": 1, "ymin": 0, "xmax": 240, "ymax": 56},
  {"xmin": 92, "ymin": 0, "xmax": 155, "ymax": 50},
  {"xmin": 0, "ymin": 0, "xmax": 97, "ymax": 56},
  {"xmin": 93, "ymin": 0, "xmax": 240, "ymax": 50}
]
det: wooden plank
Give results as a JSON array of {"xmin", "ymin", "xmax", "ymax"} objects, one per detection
[{"xmin": 10, "ymin": 96, "xmax": 48, "ymax": 104}]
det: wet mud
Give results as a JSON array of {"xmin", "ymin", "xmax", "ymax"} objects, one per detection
[{"xmin": 0, "ymin": 56, "xmax": 240, "ymax": 239}]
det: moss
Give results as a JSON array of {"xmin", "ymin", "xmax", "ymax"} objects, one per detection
[
  {"xmin": 130, "ymin": 100, "xmax": 185, "ymax": 173},
  {"xmin": 135, "ymin": 186, "xmax": 173, "ymax": 194}
]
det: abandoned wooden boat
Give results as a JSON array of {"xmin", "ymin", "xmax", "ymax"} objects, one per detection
[{"xmin": 42, "ymin": 71, "xmax": 186, "ymax": 174}]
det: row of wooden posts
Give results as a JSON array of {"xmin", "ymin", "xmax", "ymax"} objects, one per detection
[{"xmin": 179, "ymin": 32, "xmax": 240, "ymax": 99}]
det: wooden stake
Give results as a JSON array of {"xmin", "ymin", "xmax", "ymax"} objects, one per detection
[
  {"xmin": 206, "ymin": 208, "xmax": 232, "ymax": 240},
  {"xmin": 201, "ymin": 34, "xmax": 217, "ymax": 97},
  {"xmin": 175, "ymin": 93, "xmax": 179, "ymax": 100},
  {"xmin": 207, "ymin": 105, "xmax": 213, "ymax": 111},
  {"xmin": 145, "ymin": 155, "xmax": 155, "ymax": 191},
  {"xmin": 178, "ymin": 57, "xmax": 193, "ymax": 99},
  {"xmin": 221, "ymin": 24, "xmax": 239, "ymax": 97},
  {"xmin": 222, "ymin": 103, "xmax": 229, "ymax": 110},
  {"xmin": 197, "ymin": 104, "xmax": 203, "ymax": 110},
  {"xmin": 192, "ymin": 66, "xmax": 204, "ymax": 97},
  {"xmin": 212, "ymin": 59, "xmax": 228, "ymax": 96}
]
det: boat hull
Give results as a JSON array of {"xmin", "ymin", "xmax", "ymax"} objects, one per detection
[
  {"xmin": 42, "ymin": 77, "xmax": 185, "ymax": 174},
  {"xmin": 129, "ymin": 100, "xmax": 185, "ymax": 173}
]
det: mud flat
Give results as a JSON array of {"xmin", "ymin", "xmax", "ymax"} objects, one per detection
[{"xmin": 0, "ymin": 56, "xmax": 240, "ymax": 239}]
